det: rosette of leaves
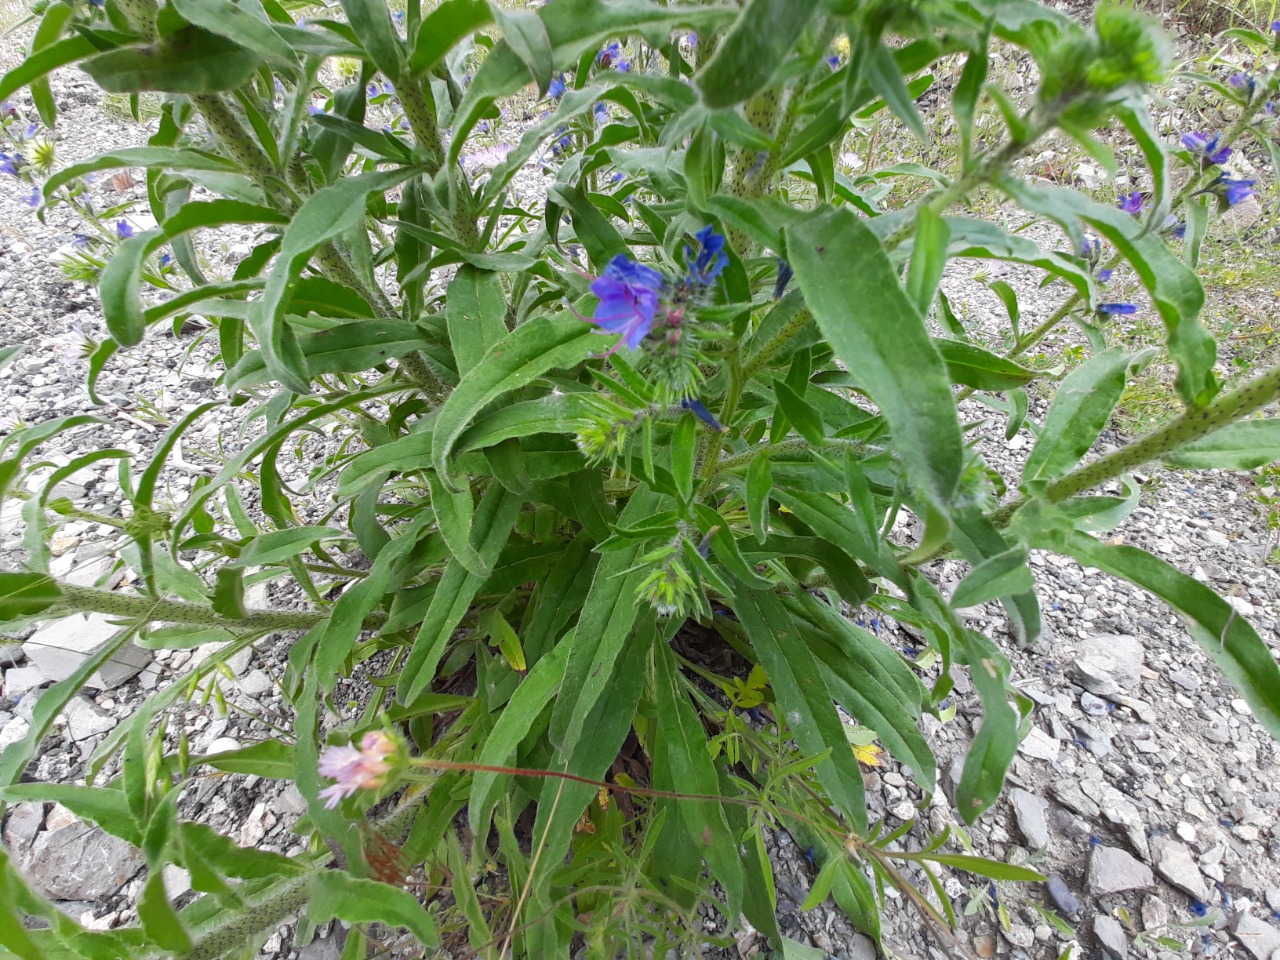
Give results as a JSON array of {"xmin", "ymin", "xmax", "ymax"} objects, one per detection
[{"xmin": 2, "ymin": 0, "xmax": 1279, "ymax": 956}]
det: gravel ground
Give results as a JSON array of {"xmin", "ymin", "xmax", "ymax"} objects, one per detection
[{"xmin": 3, "ymin": 11, "xmax": 1280, "ymax": 960}]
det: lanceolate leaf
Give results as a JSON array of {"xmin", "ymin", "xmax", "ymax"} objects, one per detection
[
  {"xmin": 697, "ymin": 0, "xmax": 817, "ymax": 108},
  {"xmin": 1162, "ymin": 419, "xmax": 1280, "ymax": 470},
  {"xmin": 786, "ymin": 208, "xmax": 963, "ymax": 513},
  {"xmin": 82, "ymin": 27, "xmax": 265, "ymax": 94},
  {"xmin": 310, "ymin": 872, "xmax": 437, "ymax": 949},
  {"xmin": 1058, "ymin": 531, "xmax": 1280, "ymax": 738}
]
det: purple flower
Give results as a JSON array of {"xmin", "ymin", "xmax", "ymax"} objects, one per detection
[
  {"xmin": 681, "ymin": 397, "xmax": 727, "ymax": 432},
  {"xmin": 1098, "ymin": 303, "xmax": 1137, "ymax": 316},
  {"xmin": 598, "ymin": 41, "xmax": 620, "ymax": 68},
  {"xmin": 0, "ymin": 153, "xmax": 16, "ymax": 176},
  {"xmin": 23, "ymin": 123, "xmax": 37, "ymax": 139},
  {"xmin": 1215, "ymin": 176, "xmax": 1256, "ymax": 205},
  {"xmin": 72, "ymin": 233, "xmax": 90, "ymax": 248},
  {"xmin": 684, "ymin": 225, "xmax": 728, "ymax": 287},
  {"xmin": 318, "ymin": 731, "xmax": 397, "ymax": 809},
  {"xmin": 827, "ymin": 55, "xmax": 840, "ymax": 69},
  {"xmin": 1118, "ymin": 191, "xmax": 1143, "ymax": 215},
  {"xmin": 548, "ymin": 74, "xmax": 566, "ymax": 99},
  {"xmin": 1228, "ymin": 72, "xmax": 1256, "ymax": 94},
  {"xmin": 307, "ymin": 104, "xmax": 325, "ymax": 115},
  {"xmin": 615, "ymin": 61, "xmax": 631, "ymax": 73},
  {"xmin": 116, "ymin": 220, "xmax": 133, "ymax": 239},
  {"xmin": 594, "ymin": 101, "xmax": 608, "ymax": 123},
  {"xmin": 0, "ymin": 102, "xmax": 15, "ymax": 117},
  {"xmin": 1182, "ymin": 131, "xmax": 1232, "ymax": 165},
  {"xmin": 1080, "ymin": 236, "xmax": 1101, "ymax": 260},
  {"xmin": 1272, "ymin": 20, "xmax": 1280, "ymax": 31},
  {"xmin": 585, "ymin": 255, "xmax": 665, "ymax": 350},
  {"xmin": 24, "ymin": 187, "xmax": 39, "ymax": 208},
  {"xmin": 773, "ymin": 259, "xmax": 794, "ymax": 300},
  {"xmin": 1098, "ymin": 268, "xmax": 1113, "ymax": 283},
  {"xmin": 1171, "ymin": 221, "xmax": 1187, "ymax": 240}
]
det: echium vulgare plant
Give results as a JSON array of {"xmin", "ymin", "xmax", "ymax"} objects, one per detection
[{"xmin": 2, "ymin": 0, "xmax": 1280, "ymax": 956}]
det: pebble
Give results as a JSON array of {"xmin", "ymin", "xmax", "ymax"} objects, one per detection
[
  {"xmin": 1088, "ymin": 846, "xmax": 1155, "ymax": 895},
  {"xmin": 22, "ymin": 612, "xmax": 154, "ymax": 689},
  {"xmin": 204, "ymin": 737, "xmax": 242, "ymax": 755},
  {"xmin": 1230, "ymin": 913, "xmax": 1280, "ymax": 960},
  {"xmin": 63, "ymin": 696, "xmax": 116, "ymax": 741},
  {"xmin": 1094, "ymin": 914, "xmax": 1129, "ymax": 959},
  {"xmin": 1009, "ymin": 788, "xmax": 1051, "ymax": 850},
  {"xmin": 1149, "ymin": 837, "xmax": 1209, "ymax": 902},
  {"xmin": 18, "ymin": 806, "xmax": 145, "ymax": 900},
  {"xmin": 1017, "ymin": 725, "xmax": 1060, "ymax": 762},
  {"xmin": 1080, "ymin": 691, "xmax": 1110, "ymax": 717},
  {"xmin": 237, "ymin": 669, "xmax": 274, "ymax": 698},
  {"xmin": 1141, "ymin": 895, "xmax": 1169, "ymax": 933}
]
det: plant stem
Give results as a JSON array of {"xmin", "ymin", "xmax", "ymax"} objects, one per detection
[
  {"xmin": 53, "ymin": 583, "xmax": 387, "ymax": 633},
  {"xmin": 711, "ymin": 437, "xmax": 872, "ymax": 476},
  {"xmin": 992, "ymin": 360, "xmax": 1280, "ymax": 525}
]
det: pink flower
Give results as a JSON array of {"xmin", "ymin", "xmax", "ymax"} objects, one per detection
[{"xmin": 318, "ymin": 731, "xmax": 396, "ymax": 808}]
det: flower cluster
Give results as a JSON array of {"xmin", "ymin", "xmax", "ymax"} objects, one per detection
[
  {"xmin": 1117, "ymin": 190, "xmax": 1143, "ymax": 215},
  {"xmin": 1182, "ymin": 131, "xmax": 1232, "ymax": 166},
  {"xmin": 318, "ymin": 730, "xmax": 399, "ymax": 808}
]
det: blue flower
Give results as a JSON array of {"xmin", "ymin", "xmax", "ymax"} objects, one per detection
[
  {"xmin": 598, "ymin": 41, "xmax": 620, "ymax": 67},
  {"xmin": 1097, "ymin": 268, "xmax": 1113, "ymax": 283},
  {"xmin": 681, "ymin": 397, "xmax": 726, "ymax": 432},
  {"xmin": 23, "ymin": 123, "xmax": 37, "ymax": 139},
  {"xmin": 773, "ymin": 259, "xmax": 794, "ymax": 299},
  {"xmin": 307, "ymin": 104, "xmax": 325, "ymax": 115},
  {"xmin": 1214, "ymin": 175, "xmax": 1256, "ymax": 205},
  {"xmin": 24, "ymin": 186, "xmax": 38, "ymax": 208},
  {"xmin": 827, "ymin": 55, "xmax": 840, "ymax": 69},
  {"xmin": 1272, "ymin": 19, "xmax": 1280, "ymax": 30},
  {"xmin": 586, "ymin": 255, "xmax": 665, "ymax": 350},
  {"xmin": 683, "ymin": 225, "xmax": 728, "ymax": 286},
  {"xmin": 1171, "ymin": 221, "xmax": 1187, "ymax": 240},
  {"xmin": 0, "ymin": 153, "xmax": 16, "ymax": 176},
  {"xmin": 159, "ymin": 252, "xmax": 172, "ymax": 267},
  {"xmin": 610, "ymin": 172, "xmax": 624, "ymax": 184},
  {"xmin": 548, "ymin": 74, "xmax": 566, "ymax": 99},
  {"xmin": 116, "ymin": 219, "xmax": 133, "ymax": 239},
  {"xmin": 615, "ymin": 60, "xmax": 630, "ymax": 73},
  {"xmin": 1097, "ymin": 302, "xmax": 1136, "ymax": 316},
  {"xmin": 0, "ymin": 102, "xmax": 15, "ymax": 117},
  {"xmin": 1079, "ymin": 236, "xmax": 1101, "ymax": 261},
  {"xmin": 1182, "ymin": 131, "xmax": 1232, "ymax": 165},
  {"xmin": 72, "ymin": 233, "xmax": 90, "ymax": 248},
  {"xmin": 1118, "ymin": 191, "xmax": 1143, "ymax": 215},
  {"xmin": 1228, "ymin": 72, "xmax": 1256, "ymax": 94},
  {"xmin": 594, "ymin": 101, "xmax": 608, "ymax": 123}
]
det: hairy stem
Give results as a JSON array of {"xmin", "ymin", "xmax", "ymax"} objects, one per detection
[{"xmin": 53, "ymin": 583, "xmax": 387, "ymax": 633}]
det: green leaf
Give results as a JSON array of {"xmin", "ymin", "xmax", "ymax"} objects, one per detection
[
  {"xmin": 867, "ymin": 43, "xmax": 928, "ymax": 142},
  {"xmin": 786, "ymin": 208, "xmax": 963, "ymax": 512},
  {"xmin": 431, "ymin": 316, "xmax": 597, "ymax": 490},
  {"xmin": 195, "ymin": 739, "xmax": 293, "ymax": 779},
  {"xmin": 0, "ymin": 784, "xmax": 140, "ymax": 845},
  {"xmin": 42, "ymin": 147, "xmax": 237, "ymax": 202},
  {"xmin": 908, "ymin": 207, "xmax": 949, "ymax": 316},
  {"xmin": 409, "ymin": 0, "xmax": 492, "ymax": 76},
  {"xmin": 0, "ymin": 572, "xmax": 62, "ymax": 622},
  {"xmin": 956, "ymin": 628, "xmax": 1021, "ymax": 822},
  {"xmin": 775, "ymin": 381, "xmax": 825, "ymax": 446},
  {"xmin": 425, "ymin": 470, "xmax": 487, "ymax": 577},
  {"xmin": 340, "ymin": 0, "xmax": 405, "ymax": 79},
  {"xmin": 226, "ymin": 320, "xmax": 431, "ymax": 393},
  {"xmin": 28, "ymin": 2, "xmax": 74, "ymax": 128},
  {"xmin": 447, "ymin": 267, "xmax": 509, "ymax": 377},
  {"xmin": 494, "ymin": 7, "xmax": 553, "ymax": 96},
  {"xmin": 82, "ymin": 27, "xmax": 264, "ymax": 94},
  {"xmin": 746, "ymin": 454, "xmax": 772, "ymax": 545},
  {"xmin": 934, "ymin": 339, "xmax": 1038, "ymax": 391},
  {"xmin": 654, "ymin": 640, "xmax": 745, "ymax": 923},
  {"xmin": 951, "ymin": 547, "xmax": 1034, "ymax": 609},
  {"xmin": 1023, "ymin": 349, "xmax": 1146, "ymax": 485},
  {"xmin": 469, "ymin": 642, "xmax": 570, "ymax": 839},
  {"xmin": 696, "ymin": 0, "xmax": 817, "ymax": 109},
  {"xmin": 734, "ymin": 585, "xmax": 867, "ymax": 831},
  {"xmin": 236, "ymin": 526, "xmax": 345, "ymax": 567},
  {"xmin": 169, "ymin": 0, "xmax": 297, "ymax": 63},
  {"xmin": 309, "ymin": 872, "xmax": 437, "ymax": 948},
  {"xmin": 672, "ymin": 415, "xmax": 697, "ymax": 502},
  {"xmin": 254, "ymin": 168, "xmax": 416, "ymax": 392},
  {"xmin": 924, "ymin": 855, "xmax": 1046, "ymax": 882},
  {"xmin": 0, "ymin": 35, "xmax": 99, "ymax": 104},
  {"xmin": 140, "ymin": 872, "xmax": 192, "ymax": 953},
  {"xmin": 1163, "ymin": 419, "xmax": 1280, "ymax": 470},
  {"xmin": 1057, "ymin": 531, "xmax": 1280, "ymax": 738}
]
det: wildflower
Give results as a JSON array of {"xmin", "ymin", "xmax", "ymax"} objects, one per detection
[
  {"xmin": 23, "ymin": 123, "xmax": 37, "ymax": 139},
  {"xmin": 687, "ymin": 32, "xmax": 697, "ymax": 48},
  {"xmin": 159, "ymin": 252, "xmax": 172, "ymax": 267},
  {"xmin": 461, "ymin": 143, "xmax": 514, "ymax": 171},
  {"xmin": 72, "ymin": 233, "xmax": 90, "ymax": 248},
  {"xmin": 773, "ymin": 259, "xmax": 794, "ymax": 299},
  {"xmin": 1181, "ymin": 131, "xmax": 1232, "ymax": 165},
  {"xmin": 584, "ymin": 255, "xmax": 665, "ymax": 351},
  {"xmin": 598, "ymin": 41, "xmax": 620, "ymax": 68},
  {"xmin": 116, "ymin": 220, "xmax": 133, "ymax": 239},
  {"xmin": 594, "ymin": 101, "xmax": 608, "ymax": 123},
  {"xmin": 24, "ymin": 187, "xmax": 38, "ymax": 208},
  {"xmin": 0, "ymin": 101, "xmax": 15, "ymax": 117},
  {"xmin": 1213, "ymin": 175, "xmax": 1256, "ymax": 205},
  {"xmin": 1097, "ymin": 302, "xmax": 1137, "ymax": 316},
  {"xmin": 548, "ymin": 74, "xmax": 566, "ymax": 99},
  {"xmin": 1272, "ymin": 20, "xmax": 1280, "ymax": 31},
  {"xmin": 1079, "ymin": 236, "xmax": 1102, "ymax": 262},
  {"xmin": 318, "ymin": 731, "xmax": 398, "ymax": 808},
  {"xmin": 681, "ymin": 397, "xmax": 726, "ymax": 432},
  {"xmin": 307, "ymin": 104, "xmax": 325, "ymax": 115},
  {"xmin": 1228, "ymin": 72, "xmax": 1256, "ymax": 95},
  {"xmin": 1171, "ymin": 221, "xmax": 1187, "ymax": 240},
  {"xmin": 1098, "ymin": 268, "xmax": 1113, "ymax": 283},
  {"xmin": 683, "ymin": 225, "xmax": 728, "ymax": 287},
  {"xmin": 0, "ymin": 153, "xmax": 16, "ymax": 176},
  {"xmin": 827, "ymin": 55, "xmax": 840, "ymax": 69},
  {"xmin": 1117, "ymin": 191, "xmax": 1143, "ymax": 215},
  {"xmin": 616, "ymin": 61, "xmax": 631, "ymax": 73}
]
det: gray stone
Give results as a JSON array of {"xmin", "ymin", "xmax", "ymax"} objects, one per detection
[
  {"xmin": 1231, "ymin": 913, "xmax": 1280, "ymax": 960},
  {"xmin": 205, "ymin": 737, "xmax": 242, "ymax": 756},
  {"xmin": 1168, "ymin": 669, "xmax": 1200, "ymax": 691},
  {"xmin": 1266, "ymin": 888, "xmax": 1280, "ymax": 913},
  {"xmin": 1150, "ymin": 837, "xmax": 1209, "ymax": 902},
  {"xmin": 1074, "ymin": 634, "xmax": 1145, "ymax": 691},
  {"xmin": 4, "ymin": 665, "xmax": 46, "ymax": 696},
  {"xmin": 1094, "ymin": 915, "xmax": 1129, "ymax": 959},
  {"xmin": 1009, "ymin": 788, "xmax": 1051, "ymax": 850},
  {"xmin": 1052, "ymin": 780, "xmax": 1101, "ymax": 818},
  {"xmin": 1141, "ymin": 895, "xmax": 1169, "ymax": 933},
  {"xmin": 1017, "ymin": 725, "xmax": 1060, "ymax": 762},
  {"xmin": 22, "ymin": 612, "xmax": 154, "ymax": 689},
  {"xmin": 0, "ymin": 640, "xmax": 24, "ymax": 667},
  {"xmin": 236, "ymin": 668, "xmax": 274, "ymax": 698},
  {"xmin": 20, "ymin": 808, "xmax": 145, "ymax": 900},
  {"xmin": 1088, "ymin": 846, "xmax": 1155, "ymax": 896},
  {"xmin": 847, "ymin": 934, "xmax": 876, "ymax": 960},
  {"xmin": 63, "ymin": 696, "xmax": 116, "ymax": 741},
  {"xmin": 1046, "ymin": 875, "xmax": 1081, "ymax": 918},
  {"xmin": 1070, "ymin": 658, "xmax": 1123, "ymax": 698},
  {"xmin": 162, "ymin": 864, "xmax": 192, "ymax": 899},
  {"xmin": 1099, "ymin": 786, "xmax": 1149, "ymax": 861},
  {"xmin": 3, "ymin": 801, "xmax": 44, "ymax": 853},
  {"xmin": 1003, "ymin": 925, "xmax": 1034, "ymax": 949},
  {"xmin": 1080, "ymin": 691, "xmax": 1110, "ymax": 717},
  {"xmin": 298, "ymin": 930, "xmax": 346, "ymax": 960},
  {"xmin": 63, "ymin": 556, "xmax": 121, "ymax": 590}
]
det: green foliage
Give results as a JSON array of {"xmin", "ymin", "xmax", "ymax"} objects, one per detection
[{"xmin": 1, "ymin": 0, "xmax": 1279, "ymax": 956}]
